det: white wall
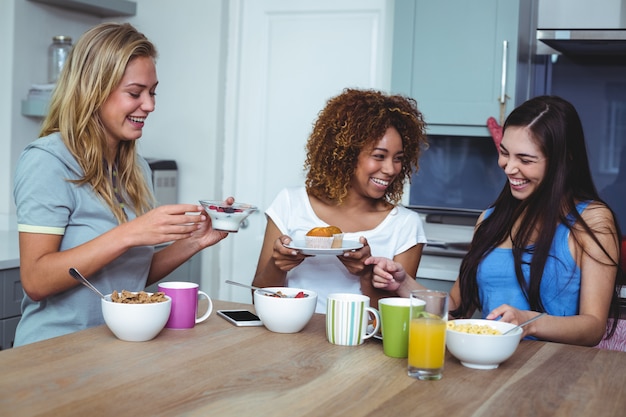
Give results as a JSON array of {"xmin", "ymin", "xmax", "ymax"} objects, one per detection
[
  {"xmin": 127, "ymin": 0, "xmax": 227, "ymax": 291},
  {"xmin": 127, "ymin": 0, "xmax": 226, "ymax": 207}
]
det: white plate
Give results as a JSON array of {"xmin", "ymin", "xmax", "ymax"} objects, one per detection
[{"xmin": 285, "ymin": 240, "xmax": 363, "ymax": 256}]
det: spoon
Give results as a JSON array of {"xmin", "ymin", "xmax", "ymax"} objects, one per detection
[
  {"xmin": 69, "ymin": 267, "xmax": 106, "ymax": 300},
  {"xmin": 224, "ymin": 280, "xmax": 285, "ymax": 297},
  {"xmin": 503, "ymin": 312, "xmax": 547, "ymax": 335}
]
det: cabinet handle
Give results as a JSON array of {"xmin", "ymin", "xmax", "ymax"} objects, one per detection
[{"xmin": 499, "ymin": 40, "xmax": 509, "ymax": 125}]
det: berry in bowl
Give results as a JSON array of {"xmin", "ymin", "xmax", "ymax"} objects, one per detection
[{"xmin": 199, "ymin": 200, "xmax": 257, "ymax": 232}]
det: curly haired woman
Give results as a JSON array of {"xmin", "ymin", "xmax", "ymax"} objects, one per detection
[{"xmin": 252, "ymin": 88, "xmax": 428, "ymax": 312}]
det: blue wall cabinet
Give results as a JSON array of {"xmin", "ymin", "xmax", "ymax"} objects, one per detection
[{"xmin": 392, "ymin": 0, "xmax": 536, "ymax": 136}]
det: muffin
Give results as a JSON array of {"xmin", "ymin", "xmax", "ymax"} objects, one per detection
[
  {"xmin": 326, "ymin": 226, "xmax": 344, "ymax": 248},
  {"xmin": 305, "ymin": 227, "xmax": 333, "ymax": 249},
  {"xmin": 305, "ymin": 226, "xmax": 343, "ymax": 249}
]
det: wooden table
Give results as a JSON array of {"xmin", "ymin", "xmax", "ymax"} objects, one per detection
[{"xmin": 1, "ymin": 300, "xmax": 625, "ymax": 417}]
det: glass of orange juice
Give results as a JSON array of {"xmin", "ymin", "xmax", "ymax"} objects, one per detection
[{"xmin": 408, "ymin": 290, "xmax": 448, "ymax": 380}]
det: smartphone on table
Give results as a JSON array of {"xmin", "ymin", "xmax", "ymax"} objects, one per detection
[{"xmin": 217, "ymin": 310, "xmax": 264, "ymax": 327}]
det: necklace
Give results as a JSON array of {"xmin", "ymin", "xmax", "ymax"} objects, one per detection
[{"xmin": 106, "ymin": 162, "xmax": 127, "ymax": 219}]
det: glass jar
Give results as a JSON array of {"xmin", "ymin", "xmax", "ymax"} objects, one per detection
[{"xmin": 47, "ymin": 35, "xmax": 72, "ymax": 84}]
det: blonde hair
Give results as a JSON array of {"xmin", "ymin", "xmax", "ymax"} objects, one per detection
[{"xmin": 40, "ymin": 22, "xmax": 157, "ymax": 223}]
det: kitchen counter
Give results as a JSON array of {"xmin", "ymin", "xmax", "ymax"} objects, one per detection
[
  {"xmin": 1, "ymin": 299, "xmax": 625, "ymax": 416},
  {"xmin": 0, "ymin": 230, "xmax": 19, "ymax": 270}
]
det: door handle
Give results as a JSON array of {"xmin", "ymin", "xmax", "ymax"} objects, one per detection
[{"xmin": 499, "ymin": 40, "xmax": 509, "ymax": 125}]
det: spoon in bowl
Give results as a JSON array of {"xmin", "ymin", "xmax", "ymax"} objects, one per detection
[
  {"xmin": 224, "ymin": 280, "xmax": 285, "ymax": 297},
  {"xmin": 69, "ymin": 267, "xmax": 106, "ymax": 300},
  {"xmin": 502, "ymin": 312, "xmax": 547, "ymax": 335}
]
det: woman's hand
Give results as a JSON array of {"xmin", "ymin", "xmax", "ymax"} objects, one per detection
[
  {"xmin": 486, "ymin": 304, "xmax": 540, "ymax": 338},
  {"xmin": 364, "ymin": 256, "xmax": 407, "ymax": 292},
  {"xmin": 121, "ymin": 204, "xmax": 211, "ymax": 247},
  {"xmin": 338, "ymin": 236, "xmax": 372, "ymax": 276},
  {"xmin": 271, "ymin": 235, "xmax": 308, "ymax": 272},
  {"xmin": 184, "ymin": 196, "xmax": 235, "ymax": 249}
]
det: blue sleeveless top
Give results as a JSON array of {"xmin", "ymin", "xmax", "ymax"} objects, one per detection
[{"xmin": 477, "ymin": 201, "xmax": 589, "ymax": 318}]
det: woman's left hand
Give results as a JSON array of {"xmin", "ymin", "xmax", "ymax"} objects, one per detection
[
  {"xmin": 188, "ymin": 197, "xmax": 234, "ymax": 249},
  {"xmin": 337, "ymin": 236, "xmax": 372, "ymax": 276}
]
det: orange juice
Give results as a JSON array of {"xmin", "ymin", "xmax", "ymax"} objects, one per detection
[{"xmin": 408, "ymin": 318, "xmax": 446, "ymax": 369}]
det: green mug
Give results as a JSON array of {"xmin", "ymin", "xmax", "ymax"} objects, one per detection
[{"xmin": 379, "ymin": 297, "xmax": 425, "ymax": 358}]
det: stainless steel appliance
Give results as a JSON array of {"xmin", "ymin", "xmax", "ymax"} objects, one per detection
[{"xmin": 146, "ymin": 159, "xmax": 178, "ymax": 206}]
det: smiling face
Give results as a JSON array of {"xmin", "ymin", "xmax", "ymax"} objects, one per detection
[
  {"xmin": 99, "ymin": 56, "xmax": 158, "ymax": 155},
  {"xmin": 351, "ymin": 126, "xmax": 404, "ymax": 200},
  {"xmin": 498, "ymin": 126, "xmax": 547, "ymax": 200}
]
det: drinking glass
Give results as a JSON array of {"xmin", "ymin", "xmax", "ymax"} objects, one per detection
[{"xmin": 408, "ymin": 290, "xmax": 448, "ymax": 380}]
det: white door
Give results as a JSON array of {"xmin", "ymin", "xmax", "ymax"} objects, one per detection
[{"xmin": 217, "ymin": 0, "xmax": 393, "ymax": 302}]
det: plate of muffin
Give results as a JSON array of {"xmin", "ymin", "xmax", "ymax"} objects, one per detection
[{"xmin": 285, "ymin": 226, "xmax": 363, "ymax": 255}]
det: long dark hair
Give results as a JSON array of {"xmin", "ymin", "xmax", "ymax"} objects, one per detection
[{"xmin": 452, "ymin": 95, "xmax": 623, "ymax": 338}]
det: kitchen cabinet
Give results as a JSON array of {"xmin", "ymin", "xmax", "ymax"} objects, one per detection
[
  {"xmin": 391, "ymin": 0, "xmax": 536, "ymax": 136},
  {"xmin": 0, "ymin": 268, "xmax": 22, "ymax": 350}
]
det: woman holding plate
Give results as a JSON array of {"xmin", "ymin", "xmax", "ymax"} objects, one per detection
[{"xmin": 252, "ymin": 88, "xmax": 428, "ymax": 313}]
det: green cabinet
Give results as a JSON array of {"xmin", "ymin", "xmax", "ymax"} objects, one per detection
[{"xmin": 392, "ymin": 0, "xmax": 536, "ymax": 136}]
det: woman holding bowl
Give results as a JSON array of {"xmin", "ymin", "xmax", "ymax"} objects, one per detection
[{"xmin": 13, "ymin": 23, "xmax": 231, "ymax": 346}]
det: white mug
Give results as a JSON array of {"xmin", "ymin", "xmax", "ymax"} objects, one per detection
[{"xmin": 326, "ymin": 293, "xmax": 380, "ymax": 346}]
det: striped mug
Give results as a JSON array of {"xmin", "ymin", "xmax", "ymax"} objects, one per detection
[{"xmin": 326, "ymin": 293, "xmax": 380, "ymax": 346}]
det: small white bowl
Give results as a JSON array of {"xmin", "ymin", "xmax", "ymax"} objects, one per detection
[
  {"xmin": 101, "ymin": 293, "xmax": 172, "ymax": 342},
  {"xmin": 199, "ymin": 200, "xmax": 257, "ymax": 233},
  {"xmin": 253, "ymin": 287, "xmax": 317, "ymax": 333},
  {"xmin": 446, "ymin": 319, "xmax": 523, "ymax": 369}
]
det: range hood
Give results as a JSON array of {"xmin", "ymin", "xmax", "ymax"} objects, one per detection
[
  {"xmin": 536, "ymin": 0, "xmax": 626, "ymax": 55},
  {"xmin": 537, "ymin": 29, "xmax": 626, "ymax": 55}
]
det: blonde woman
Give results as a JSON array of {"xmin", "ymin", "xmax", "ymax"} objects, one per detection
[{"xmin": 13, "ymin": 23, "xmax": 231, "ymax": 346}]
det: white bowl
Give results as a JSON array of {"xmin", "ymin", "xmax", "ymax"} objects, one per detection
[
  {"xmin": 253, "ymin": 287, "xmax": 317, "ymax": 333},
  {"xmin": 446, "ymin": 319, "xmax": 523, "ymax": 369},
  {"xmin": 101, "ymin": 293, "xmax": 172, "ymax": 342},
  {"xmin": 199, "ymin": 200, "xmax": 257, "ymax": 232}
]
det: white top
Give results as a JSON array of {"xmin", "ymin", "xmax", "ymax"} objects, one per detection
[{"xmin": 266, "ymin": 187, "xmax": 427, "ymax": 313}]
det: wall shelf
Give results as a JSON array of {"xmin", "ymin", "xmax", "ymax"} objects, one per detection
[
  {"xmin": 21, "ymin": 99, "xmax": 49, "ymax": 118},
  {"xmin": 28, "ymin": 0, "xmax": 136, "ymax": 17}
]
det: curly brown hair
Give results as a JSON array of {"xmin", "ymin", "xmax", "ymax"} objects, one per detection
[{"xmin": 304, "ymin": 88, "xmax": 428, "ymax": 205}]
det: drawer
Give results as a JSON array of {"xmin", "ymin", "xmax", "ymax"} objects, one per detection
[
  {"xmin": 0, "ymin": 316, "xmax": 20, "ymax": 350},
  {"xmin": 1, "ymin": 268, "xmax": 23, "ymax": 319}
]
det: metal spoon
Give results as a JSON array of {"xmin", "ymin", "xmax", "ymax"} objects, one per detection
[
  {"xmin": 503, "ymin": 312, "xmax": 547, "ymax": 335},
  {"xmin": 69, "ymin": 267, "xmax": 106, "ymax": 299},
  {"xmin": 224, "ymin": 280, "xmax": 285, "ymax": 297}
]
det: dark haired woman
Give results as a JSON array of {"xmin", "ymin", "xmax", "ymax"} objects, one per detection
[
  {"xmin": 367, "ymin": 95, "xmax": 623, "ymax": 346},
  {"xmin": 252, "ymin": 88, "xmax": 429, "ymax": 312}
]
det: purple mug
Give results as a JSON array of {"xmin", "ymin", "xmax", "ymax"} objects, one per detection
[{"xmin": 158, "ymin": 281, "xmax": 213, "ymax": 329}]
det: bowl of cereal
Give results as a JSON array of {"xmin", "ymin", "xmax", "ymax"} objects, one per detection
[
  {"xmin": 253, "ymin": 287, "xmax": 317, "ymax": 333},
  {"xmin": 446, "ymin": 319, "xmax": 523, "ymax": 370},
  {"xmin": 199, "ymin": 200, "xmax": 257, "ymax": 233},
  {"xmin": 101, "ymin": 290, "xmax": 172, "ymax": 342}
]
